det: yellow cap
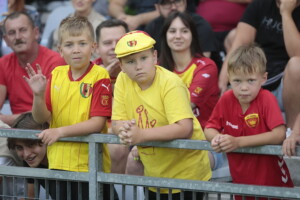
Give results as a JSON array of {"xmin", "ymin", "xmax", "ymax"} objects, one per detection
[{"xmin": 115, "ymin": 30, "xmax": 156, "ymax": 58}]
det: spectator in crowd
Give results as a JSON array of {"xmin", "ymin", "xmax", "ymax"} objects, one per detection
[
  {"xmin": 145, "ymin": 0, "xmax": 216, "ymax": 59},
  {"xmin": 160, "ymin": 11, "xmax": 219, "ymax": 129},
  {"xmin": 24, "ymin": 16, "xmax": 116, "ymax": 200},
  {"xmin": 160, "ymin": 11, "xmax": 223, "ymax": 171},
  {"xmin": 0, "ymin": 120, "xmax": 24, "ymax": 199},
  {"xmin": 283, "ymin": 109, "xmax": 300, "ymax": 157},
  {"xmin": 0, "ymin": 0, "xmax": 42, "ymax": 56},
  {"xmin": 218, "ymin": 0, "xmax": 300, "ymax": 130},
  {"xmin": 94, "ymin": 19, "xmax": 130, "ymax": 174},
  {"xmin": 205, "ymin": 44, "xmax": 294, "ymax": 200},
  {"xmin": 0, "ymin": 11, "xmax": 65, "ymax": 126},
  {"xmin": 7, "ymin": 112, "xmax": 49, "ymax": 199},
  {"xmin": 51, "ymin": 0, "xmax": 106, "ymax": 55},
  {"xmin": 196, "ymin": 0, "xmax": 251, "ymax": 53},
  {"xmin": 93, "ymin": 0, "xmax": 109, "ymax": 17},
  {"xmin": 108, "ymin": 0, "xmax": 160, "ymax": 31},
  {"xmin": 94, "ymin": 19, "xmax": 129, "ymax": 85},
  {"xmin": 108, "ymin": 0, "xmax": 196, "ymax": 31},
  {"xmin": 112, "ymin": 30, "xmax": 211, "ymax": 200}
]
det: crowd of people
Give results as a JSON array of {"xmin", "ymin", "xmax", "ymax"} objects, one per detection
[{"xmin": 0, "ymin": 0, "xmax": 300, "ymax": 199}]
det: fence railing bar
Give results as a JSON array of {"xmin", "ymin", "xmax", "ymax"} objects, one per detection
[{"xmin": 96, "ymin": 173, "xmax": 300, "ymax": 199}]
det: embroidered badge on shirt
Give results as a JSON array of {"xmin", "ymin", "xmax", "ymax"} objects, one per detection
[
  {"xmin": 194, "ymin": 87, "xmax": 203, "ymax": 94},
  {"xmin": 101, "ymin": 95, "xmax": 109, "ymax": 106},
  {"xmin": 80, "ymin": 83, "xmax": 93, "ymax": 98},
  {"xmin": 244, "ymin": 113, "xmax": 259, "ymax": 128}
]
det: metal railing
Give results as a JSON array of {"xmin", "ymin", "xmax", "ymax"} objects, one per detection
[{"xmin": 0, "ymin": 128, "xmax": 299, "ymax": 200}]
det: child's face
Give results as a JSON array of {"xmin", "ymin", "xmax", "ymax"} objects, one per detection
[
  {"xmin": 229, "ymin": 71, "xmax": 267, "ymax": 106},
  {"xmin": 120, "ymin": 49, "xmax": 157, "ymax": 90},
  {"xmin": 96, "ymin": 26, "xmax": 126, "ymax": 66},
  {"xmin": 58, "ymin": 32, "xmax": 95, "ymax": 71},
  {"xmin": 15, "ymin": 141, "xmax": 47, "ymax": 168},
  {"xmin": 166, "ymin": 16, "xmax": 192, "ymax": 53}
]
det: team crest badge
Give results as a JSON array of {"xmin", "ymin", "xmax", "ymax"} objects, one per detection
[
  {"xmin": 101, "ymin": 95, "xmax": 109, "ymax": 106},
  {"xmin": 80, "ymin": 83, "xmax": 93, "ymax": 98},
  {"xmin": 127, "ymin": 40, "xmax": 137, "ymax": 47},
  {"xmin": 194, "ymin": 87, "xmax": 203, "ymax": 94},
  {"xmin": 244, "ymin": 113, "xmax": 259, "ymax": 128}
]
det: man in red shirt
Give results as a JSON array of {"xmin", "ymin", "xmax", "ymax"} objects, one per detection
[{"xmin": 0, "ymin": 11, "xmax": 65, "ymax": 125}]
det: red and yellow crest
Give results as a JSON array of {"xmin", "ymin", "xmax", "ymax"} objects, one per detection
[
  {"xmin": 244, "ymin": 113, "xmax": 259, "ymax": 128},
  {"xmin": 101, "ymin": 95, "xmax": 109, "ymax": 106},
  {"xmin": 80, "ymin": 83, "xmax": 93, "ymax": 98},
  {"xmin": 194, "ymin": 87, "xmax": 203, "ymax": 94},
  {"xmin": 127, "ymin": 40, "xmax": 137, "ymax": 47}
]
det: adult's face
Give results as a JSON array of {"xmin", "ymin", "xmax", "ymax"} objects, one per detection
[
  {"xmin": 71, "ymin": 0, "xmax": 95, "ymax": 14},
  {"xmin": 156, "ymin": 0, "xmax": 186, "ymax": 18},
  {"xmin": 96, "ymin": 26, "xmax": 127, "ymax": 66},
  {"xmin": 166, "ymin": 17, "xmax": 192, "ymax": 54},
  {"xmin": 3, "ymin": 14, "xmax": 39, "ymax": 54}
]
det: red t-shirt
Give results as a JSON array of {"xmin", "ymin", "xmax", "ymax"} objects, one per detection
[
  {"xmin": 196, "ymin": 0, "xmax": 248, "ymax": 32},
  {"xmin": 0, "ymin": 45, "xmax": 65, "ymax": 114},
  {"xmin": 174, "ymin": 57, "xmax": 219, "ymax": 128},
  {"xmin": 206, "ymin": 89, "xmax": 294, "ymax": 197}
]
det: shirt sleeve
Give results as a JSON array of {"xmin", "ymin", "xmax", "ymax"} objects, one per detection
[
  {"xmin": 112, "ymin": 73, "xmax": 128, "ymax": 120},
  {"xmin": 240, "ymin": 0, "xmax": 262, "ymax": 29},
  {"xmin": 0, "ymin": 59, "xmax": 6, "ymax": 85},
  {"xmin": 205, "ymin": 95, "xmax": 225, "ymax": 132},
  {"xmin": 90, "ymin": 78, "xmax": 112, "ymax": 117},
  {"xmin": 163, "ymin": 80, "xmax": 195, "ymax": 125},
  {"xmin": 189, "ymin": 59, "xmax": 219, "ymax": 107},
  {"xmin": 262, "ymin": 91, "xmax": 285, "ymax": 130}
]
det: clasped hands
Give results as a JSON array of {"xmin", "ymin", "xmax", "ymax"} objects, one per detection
[
  {"xmin": 211, "ymin": 134, "xmax": 239, "ymax": 153},
  {"xmin": 118, "ymin": 119, "xmax": 142, "ymax": 146}
]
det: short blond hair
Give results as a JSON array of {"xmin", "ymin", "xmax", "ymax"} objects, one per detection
[
  {"xmin": 228, "ymin": 44, "xmax": 266, "ymax": 75},
  {"xmin": 58, "ymin": 16, "xmax": 95, "ymax": 45}
]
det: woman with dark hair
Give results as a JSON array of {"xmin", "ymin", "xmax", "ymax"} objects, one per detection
[
  {"xmin": 160, "ymin": 11, "xmax": 219, "ymax": 129},
  {"xmin": 160, "ymin": 12, "xmax": 224, "ymax": 171}
]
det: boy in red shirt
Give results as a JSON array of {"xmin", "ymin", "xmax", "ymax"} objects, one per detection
[{"xmin": 205, "ymin": 44, "xmax": 293, "ymax": 200}]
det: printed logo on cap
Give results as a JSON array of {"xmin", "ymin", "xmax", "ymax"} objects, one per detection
[{"xmin": 127, "ymin": 40, "xmax": 137, "ymax": 47}]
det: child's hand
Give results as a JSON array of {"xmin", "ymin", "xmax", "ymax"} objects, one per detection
[
  {"xmin": 218, "ymin": 134, "xmax": 239, "ymax": 152},
  {"xmin": 211, "ymin": 134, "xmax": 222, "ymax": 152},
  {"xmin": 282, "ymin": 133, "xmax": 300, "ymax": 157},
  {"xmin": 23, "ymin": 63, "xmax": 47, "ymax": 96},
  {"xmin": 131, "ymin": 146, "xmax": 140, "ymax": 161},
  {"xmin": 37, "ymin": 128, "xmax": 62, "ymax": 145},
  {"xmin": 119, "ymin": 119, "xmax": 142, "ymax": 145}
]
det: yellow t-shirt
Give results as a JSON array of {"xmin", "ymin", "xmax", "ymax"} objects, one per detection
[
  {"xmin": 112, "ymin": 65, "xmax": 211, "ymax": 193},
  {"xmin": 48, "ymin": 64, "xmax": 111, "ymax": 172}
]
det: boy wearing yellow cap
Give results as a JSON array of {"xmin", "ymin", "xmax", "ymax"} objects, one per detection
[{"xmin": 112, "ymin": 31, "xmax": 211, "ymax": 200}]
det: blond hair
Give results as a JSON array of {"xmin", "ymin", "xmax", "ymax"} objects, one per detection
[
  {"xmin": 58, "ymin": 16, "xmax": 95, "ymax": 45},
  {"xmin": 228, "ymin": 44, "xmax": 266, "ymax": 75}
]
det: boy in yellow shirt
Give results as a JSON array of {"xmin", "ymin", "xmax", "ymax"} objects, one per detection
[
  {"xmin": 112, "ymin": 30, "xmax": 211, "ymax": 200},
  {"xmin": 24, "ymin": 16, "xmax": 115, "ymax": 200}
]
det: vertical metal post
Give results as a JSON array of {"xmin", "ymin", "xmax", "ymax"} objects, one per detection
[{"xmin": 89, "ymin": 139, "xmax": 101, "ymax": 200}]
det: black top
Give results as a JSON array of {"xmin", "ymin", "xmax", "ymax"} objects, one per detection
[{"xmin": 241, "ymin": 0, "xmax": 300, "ymax": 84}]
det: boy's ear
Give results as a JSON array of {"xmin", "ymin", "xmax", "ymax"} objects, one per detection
[
  {"xmin": 91, "ymin": 42, "xmax": 97, "ymax": 54},
  {"xmin": 262, "ymin": 72, "xmax": 268, "ymax": 84},
  {"xmin": 153, "ymin": 50, "xmax": 158, "ymax": 64},
  {"xmin": 57, "ymin": 45, "xmax": 64, "ymax": 57},
  {"xmin": 119, "ymin": 59, "xmax": 125, "ymax": 72}
]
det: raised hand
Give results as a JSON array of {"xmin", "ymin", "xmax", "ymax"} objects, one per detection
[{"xmin": 23, "ymin": 63, "xmax": 47, "ymax": 96}]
